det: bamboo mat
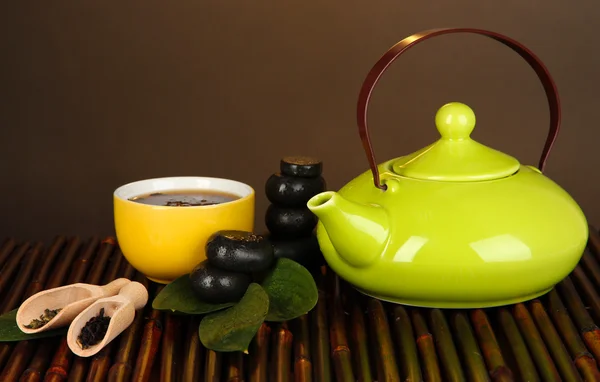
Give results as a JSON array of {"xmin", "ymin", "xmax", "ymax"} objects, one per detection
[{"xmin": 1, "ymin": 230, "xmax": 600, "ymax": 382}]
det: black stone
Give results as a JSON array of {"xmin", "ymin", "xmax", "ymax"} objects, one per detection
[
  {"xmin": 265, "ymin": 173, "xmax": 326, "ymax": 207},
  {"xmin": 206, "ymin": 231, "xmax": 275, "ymax": 273},
  {"xmin": 189, "ymin": 261, "xmax": 252, "ymax": 304},
  {"xmin": 280, "ymin": 156, "xmax": 323, "ymax": 178},
  {"xmin": 265, "ymin": 204, "xmax": 317, "ymax": 239}
]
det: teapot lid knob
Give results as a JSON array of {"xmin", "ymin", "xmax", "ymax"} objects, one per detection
[
  {"xmin": 391, "ymin": 101, "xmax": 521, "ymax": 181},
  {"xmin": 435, "ymin": 102, "xmax": 476, "ymax": 140}
]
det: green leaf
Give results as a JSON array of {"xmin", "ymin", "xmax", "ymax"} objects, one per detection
[
  {"xmin": 261, "ymin": 258, "xmax": 318, "ymax": 322},
  {"xmin": 152, "ymin": 274, "xmax": 234, "ymax": 314},
  {"xmin": 199, "ymin": 283, "xmax": 269, "ymax": 352},
  {"xmin": 0, "ymin": 309, "xmax": 67, "ymax": 342}
]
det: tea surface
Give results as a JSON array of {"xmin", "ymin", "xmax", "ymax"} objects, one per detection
[{"xmin": 129, "ymin": 189, "xmax": 239, "ymax": 207}]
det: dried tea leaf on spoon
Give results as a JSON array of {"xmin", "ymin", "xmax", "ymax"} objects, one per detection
[
  {"xmin": 0, "ymin": 309, "xmax": 67, "ymax": 342},
  {"xmin": 24, "ymin": 308, "xmax": 61, "ymax": 329}
]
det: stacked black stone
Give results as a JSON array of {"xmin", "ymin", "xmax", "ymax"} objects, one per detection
[{"xmin": 264, "ymin": 156, "xmax": 326, "ymax": 270}]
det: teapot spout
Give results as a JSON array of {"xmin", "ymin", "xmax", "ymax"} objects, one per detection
[{"xmin": 307, "ymin": 191, "xmax": 389, "ymax": 268}]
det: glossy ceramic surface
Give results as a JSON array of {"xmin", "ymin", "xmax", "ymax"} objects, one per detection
[
  {"xmin": 114, "ymin": 177, "xmax": 255, "ymax": 284},
  {"xmin": 392, "ymin": 102, "xmax": 521, "ymax": 182},
  {"xmin": 307, "ymin": 103, "xmax": 588, "ymax": 308}
]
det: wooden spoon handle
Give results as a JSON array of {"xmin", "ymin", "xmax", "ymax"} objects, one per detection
[
  {"xmin": 117, "ymin": 282, "xmax": 148, "ymax": 310},
  {"xmin": 100, "ymin": 278, "xmax": 131, "ymax": 297}
]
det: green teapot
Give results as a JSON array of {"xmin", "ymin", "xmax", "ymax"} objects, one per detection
[{"xmin": 306, "ymin": 28, "xmax": 588, "ymax": 309}]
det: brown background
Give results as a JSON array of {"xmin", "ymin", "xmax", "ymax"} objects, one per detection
[{"xmin": 1, "ymin": 1, "xmax": 598, "ymax": 242}]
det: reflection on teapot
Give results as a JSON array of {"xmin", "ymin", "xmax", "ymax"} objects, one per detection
[{"xmin": 306, "ymin": 28, "xmax": 588, "ymax": 309}]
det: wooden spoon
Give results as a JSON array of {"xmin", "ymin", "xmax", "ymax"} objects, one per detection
[
  {"xmin": 16, "ymin": 278, "xmax": 131, "ymax": 334},
  {"xmin": 67, "ymin": 281, "xmax": 148, "ymax": 357}
]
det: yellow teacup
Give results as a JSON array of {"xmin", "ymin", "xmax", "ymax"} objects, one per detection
[{"xmin": 113, "ymin": 177, "xmax": 255, "ymax": 284}]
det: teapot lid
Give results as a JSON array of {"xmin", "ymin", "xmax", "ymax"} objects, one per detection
[{"xmin": 391, "ymin": 102, "xmax": 521, "ymax": 181}]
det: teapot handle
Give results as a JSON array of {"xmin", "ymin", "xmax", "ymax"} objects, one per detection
[{"xmin": 357, "ymin": 28, "xmax": 561, "ymax": 191}]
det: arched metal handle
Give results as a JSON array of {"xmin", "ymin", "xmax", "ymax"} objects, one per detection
[{"xmin": 357, "ymin": 28, "xmax": 561, "ymax": 191}]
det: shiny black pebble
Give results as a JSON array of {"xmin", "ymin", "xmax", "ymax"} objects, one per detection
[
  {"xmin": 280, "ymin": 156, "xmax": 323, "ymax": 178},
  {"xmin": 189, "ymin": 261, "xmax": 252, "ymax": 304},
  {"xmin": 265, "ymin": 204, "xmax": 317, "ymax": 238},
  {"xmin": 206, "ymin": 230, "xmax": 275, "ymax": 273},
  {"xmin": 265, "ymin": 173, "xmax": 326, "ymax": 207}
]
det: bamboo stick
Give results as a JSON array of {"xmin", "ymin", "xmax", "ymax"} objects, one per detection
[
  {"xmin": 528, "ymin": 299, "xmax": 582, "ymax": 381},
  {"xmin": 411, "ymin": 308, "xmax": 442, "ymax": 382},
  {"xmin": 368, "ymin": 305, "xmax": 384, "ymax": 380},
  {"xmin": 557, "ymin": 277, "xmax": 596, "ymax": 330},
  {"xmin": 15, "ymin": 235, "xmax": 600, "ymax": 381},
  {"xmin": 271, "ymin": 323, "xmax": 293, "ymax": 382},
  {"xmin": 469, "ymin": 310, "xmax": 512, "ymax": 381},
  {"xmin": 580, "ymin": 250, "xmax": 600, "ymax": 289},
  {"xmin": 311, "ymin": 287, "xmax": 332, "ymax": 382},
  {"xmin": 82, "ymin": 350, "xmax": 111, "ymax": 382},
  {"xmin": 367, "ymin": 299, "xmax": 400, "ymax": 381},
  {"xmin": 390, "ymin": 306, "xmax": 421, "ymax": 382},
  {"xmin": 587, "ymin": 224, "xmax": 600, "ymax": 258},
  {"xmin": 0, "ymin": 243, "xmax": 32, "ymax": 373},
  {"xmin": 47, "ymin": 238, "xmax": 85, "ymax": 289},
  {"xmin": 84, "ymin": 254, "xmax": 131, "ymax": 382},
  {"xmin": 248, "ymin": 323, "xmax": 270, "ymax": 382},
  {"xmin": 19, "ymin": 237, "xmax": 84, "ymax": 382},
  {"xmin": 204, "ymin": 350, "xmax": 222, "ymax": 382},
  {"xmin": 0, "ymin": 238, "xmax": 16, "ymax": 370},
  {"xmin": 449, "ymin": 311, "xmax": 489, "ymax": 382},
  {"xmin": 0, "ymin": 243, "xmax": 44, "ymax": 313},
  {"xmin": 556, "ymin": 277, "xmax": 600, "ymax": 365},
  {"xmin": 571, "ymin": 265, "xmax": 600, "ymax": 323},
  {"xmin": 180, "ymin": 316, "xmax": 203, "ymax": 382},
  {"xmin": 62, "ymin": 238, "xmax": 100, "ymax": 287},
  {"xmin": 0, "ymin": 242, "xmax": 30, "ymax": 309},
  {"xmin": 114, "ymin": 250, "xmax": 135, "ymax": 281},
  {"xmin": 0, "ymin": 243, "xmax": 48, "ymax": 380},
  {"xmin": 84, "ymin": 238, "xmax": 117, "ymax": 285},
  {"xmin": 0, "ymin": 238, "xmax": 17, "ymax": 269},
  {"xmin": 226, "ymin": 352, "xmax": 244, "ymax": 382},
  {"xmin": 547, "ymin": 289, "xmax": 600, "ymax": 381},
  {"xmin": 107, "ymin": 272, "xmax": 148, "ymax": 382},
  {"xmin": 159, "ymin": 313, "xmax": 182, "ymax": 382},
  {"xmin": 131, "ymin": 284, "xmax": 164, "ymax": 382},
  {"xmin": 348, "ymin": 301, "xmax": 372, "ymax": 382},
  {"xmin": 19, "ymin": 342, "xmax": 53, "ymax": 382},
  {"xmin": 0, "ymin": 343, "xmax": 12, "ymax": 371},
  {"xmin": 120, "ymin": 260, "xmax": 136, "ymax": 280},
  {"xmin": 46, "ymin": 341, "xmax": 72, "ymax": 382},
  {"xmin": 328, "ymin": 275, "xmax": 354, "ymax": 382},
  {"xmin": 44, "ymin": 237, "xmax": 103, "ymax": 382},
  {"xmin": 24, "ymin": 236, "xmax": 67, "ymax": 298},
  {"xmin": 100, "ymin": 250, "xmax": 124, "ymax": 285},
  {"xmin": 512, "ymin": 303, "xmax": 560, "ymax": 381},
  {"xmin": 292, "ymin": 314, "xmax": 312, "ymax": 382},
  {"xmin": 428, "ymin": 309, "xmax": 464, "ymax": 382},
  {"xmin": 19, "ymin": 339, "xmax": 60, "ymax": 382},
  {"xmin": 0, "ymin": 341, "xmax": 31, "ymax": 379},
  {"xmin": 497, "ymin": 308, "xmax": 539, "ymax": 381}
]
